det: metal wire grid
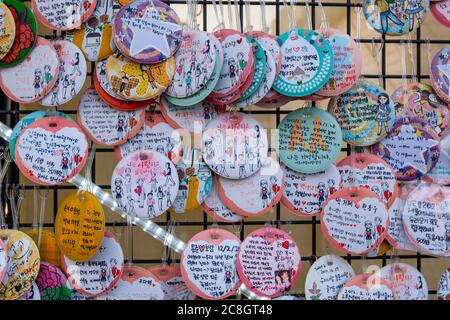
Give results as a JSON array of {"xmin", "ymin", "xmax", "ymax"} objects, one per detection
[{"xmin": 0, "ymin": 0, "xmax": 449, "ymax": 299}]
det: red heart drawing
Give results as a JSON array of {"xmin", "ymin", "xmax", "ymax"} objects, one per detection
[
  {"xmin": 237, "ymin": 38, "xmax": 242, "ymax": 44},
  {"xmin": 301, "ymin": 201, "xmax": 307, "ymax": 205},
  {"xmin": 293, "ymin": 47, "xmax": 300, "ymax": 52},
  {"xmin": 282, "ymin": 241, "xmax": 289, "ymax": 249},
  {"xmin": 199, "ymin": 245, "xmax": 205, "ymax": 252},
  {"xmin": 313, "ymin": 193, "xmax": 318, "ymax": 197},
  {"xmin": 339, "ymin": 243, "xmax": 345, "ymax": 247}
]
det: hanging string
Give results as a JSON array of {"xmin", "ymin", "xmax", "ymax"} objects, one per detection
[
  {"xmin": 354, "ymin": 0, "xmax": 362, "ymax": 49},
  {"xmin": 212, "ymin": 0, "xmax": 225, "ymax": 31},
  {"xmin": 400, "ymin": 40, "xmax": 408, "ymax": 88},
  {"xmin": 304, "ymin": 0, "xmax": 313, "ymax": 30},
  {"xmin": 260, "ymin": 0, "xmax": 269, "ymax": 33},
  {"xmin": 317, "ymin": 0, "xmax": 329, "ymax": 34},
  {"xmin": 407, "ymin": 34, "xmax": 418, "ymax": 84},
  {"xmin": 244, "ymin": 0, "xmax": 252, "ymax": 33},
  {"xmin": 282, "ymin": 0, "xmax": 298, "ymax": 31},
  {"xmin": 127, "ymin": 214, "xmax": 133, "ymax": 269},
  {"xmin": 227, "ymin": 0, "xmax": 234, "ymax": 30},
  {"xmin": 425, "ymin": 38, "xmax": 432, "ymax": 71},
  {"xmin": 81, "ymin": 143, "xmax": 96, "ymax": 197},
  {"xmin": 37, "ymin": 188, "xmax": 48, "ymax": 250},
  {"xmin": 234, "ymin": 0, "xmax": 241, "ymax": 32},
  {"xmin": 371, "ymin": 37, "xmax": 385, "ymax": 89}
]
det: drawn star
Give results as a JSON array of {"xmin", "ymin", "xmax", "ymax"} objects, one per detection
[
  {"xmin": 122, "ymin": 7, "xmax": 181, "ymax": 58},
  {"xmin": 382, "ymin": 124, "xmax": 439, "ymax": 173},
  {"xmin": 437, "ymin": 64, "xmax": 450, "ymax": 96}
]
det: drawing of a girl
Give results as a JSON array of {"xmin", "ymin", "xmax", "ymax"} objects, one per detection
[
  {"xmin": 404, "ymin": 0, "xmax": 424, "ymax": 32},
  {"xmin": 113, "ymin": 178, "xmax": 124, "ymax": 208},
  {"xmin": 365, "ymin": 220, "xmax": 374, "ymax": 248},
  {"xmin": 117, "ymin": 112, "xmax": 126, "ymax": 140},
  {"xmin": 164, "ymin": 162, "xmax": 175, "ymax": 186},
  {"xmin": 375, "ymin": 92, "xmax": 392, "ymax": 136},
  {"xmin": 260, "ymin": 179, "xmax": 270, "ymax": 208},
  {"xmin": 34, "ymin": 69, "xmax": 43, "ymax": 97},
  {"xmin": 134, "ymin": 178, "xmax": 145, "ymax": 208},
  {"xmin": 375, "ymin": 0, "xmax": 404, "ymax": 34},
  {"xmin": 228, "ymin": 58, "xmax": 237, "ymax": 87}
]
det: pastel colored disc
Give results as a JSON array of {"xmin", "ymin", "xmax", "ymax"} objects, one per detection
[
  {"xmin": 77, "ymin": 88, "xmax": 145, "ymax": 146},
  {"xmin": 431, "ymin": 0, "xmax": 450, "ymax": 28},
  {"xmin": 55, "ymin": 191, "xmax": 105, "ymax": 262},
  {"xmin": 149, "ymin": 265, "xmax": 196, "ymax": 300},
  {"xmin": 18, "ymin": 282, "xmax": 41, "ymax": 300},
  {"xmin": 113, "ymin": 0, "xmax": 182, "ymax": 64},
  {"xmin": 305, "ymin": 255, "xmax": 355, "ymax": 300},
  {"xmin": 166, "ymin": 30, "xmax": 216, "ymax": 98},
  {"xmin": 61, "ymin": 231, "xmax": 124, "ymax": 298},
  {"xmin": 255, "ymin": 92, "xmax": 292, "ymax": 109},
  {"xmin": 211, "ymin": 29, "xmax": 254, "ymax": 97},
  {"xmin": 172, "ymin": 154, "xmax": 212, "ymax": 214},
  {"xmin": 160, "ymin": 96, "xmax": 226, "ymax": 134},
  {"xmin": 277, "ymin": 107, "xmax": 342, "ymax": 174},
  {"xmin": 246, "ymin": 31, "xmax": 282, "ymax": 78},
  {"xmin": 273, "ymin": 29, "xmax": 333, "ymax": 97},
  {"xmin": 96, "ymin": 265, "xmax": 164, "ymax": 300},
  {"xmin": 362, "ymin": 0, "xmax": 429, "ymax": 35},
  {"xmin": 0, "ymin": 37, "xmax": 59, "ymax": 104},
  {"xmin": 281, "ymin": 164, "xmax": 341, "ymax": 216},
  {"xmin": 328, "ymin": 77, "xmax": 395, "ymax": 146},
  {"xmin": 111, "ymin": 150, "xmax": 179, "ymax": 219},
  {"xmin": 386, "ymin": 184, "xmax": 420, "ymax": 252},
  {"xmin": 337, "ymin": 274, "xmax": 395, "ymax": 300},
  {"xmin": 14, "ymin": 116, "xmax": 89, "ymax": 186},
  {"xmin": 115, "ymin": 113, "xmax": 182, "ymax": 163},
  {"xmin": 237, "ymin": 227, "xmax": 302, "ymax": 298},
  {"xmin": 35, "ymin": 262, "xmax": 72, "ymax": 300},
  {"xmin": 337, "ymin": 153, "xmax": 398, "ymax": 209},
  {"xmin": 202, "ymin": 112, "xmax": 268, "ymax": 179},
  {"xmin": 9, "ymin": 110, "xmax": 75, "ymax": 161},
  {"xmin": 93, "ymin": 63, "xmax": 152, "ymax": 111},
  {"xmin": 24, "ymin": 229, "xmax": 62, "ymax": 268},
  {"xmin": 378, "ymin": 263, "xmax": 428, "ymax": 300},
  {"xmin": 430, "ymin": 45, "xmax": 450, "ymax": 103},
  {"xmin": 372, "ymin": 116, "xmax": 440, "ymax": 181},
  {"xmin": 202, "ymin": 176, "xmax": 244, "ymax": 223},
  {"xmin": 0, "ymin": 239, "xmax": 6, "ymax": 285},
  {"xmin": 315, "ymin": 28, "xmax": 362, "ymax": 97},
  {"xmin": 105, "ymin": 52, "xmax": 175, "ymax": 101},
  {"xmin": 217, "ymin": 156, "xmax": 284, "ymax": 217},
  {"xmin": 39, "ymin": 39, "xmax": 87, "ymax": 107},
  {"xmin": 0, "ymin": 229, "xmax": 40, "ymax": 300},
  {"xmin": 0, "ymin": 0, "xmax": 37, "ymax": 67},
  {"xmin": 437, "ymin": 268, "xmax": 450, "ymax": 300},
  {"xmin": 321, "ymin": 187, "xmax": 389, "ymax": 255},
  {"xmin": 425, "ymin": 131, "xmax": 450, "ymax": 185},
  {"xmin": 402, "ymin": 183, "xmax": 450, "ymax": 257},
  {"xmin": 31, "ymin": 0, "xmax": 97, "ymax": 31},
  {"xmin": 0, "ymin": 2, "xmax": 16, "ymax": 60},
  {"xmin": 181, "ymin": 229, "xmax": 241, "ymax": 300},
  {"xmin": 391, "ymin": 82, "xmax": 449, "ymax": 136},
  {"xmin": 68, "ymin": 0, "xmax": 120, "ymax": 61}
]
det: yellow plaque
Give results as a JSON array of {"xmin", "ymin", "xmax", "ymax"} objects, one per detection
[{"xmin": 24, "ymin": 229, "xmax": 61, "ymax": 268}]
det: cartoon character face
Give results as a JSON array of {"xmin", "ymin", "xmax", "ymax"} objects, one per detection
[
  {"xmin": 166, "ymin": 140, "xmax": 174, "ymax": 151},
  {"xmin": 445, "ymin": 222, "xmax": 450, "ymax": 232},
  {"xmin": 228, "ymin": 58, "xmax": 236, "ymax": 67},
  {"xmin": 260, "ymin": 179, "xmax": 268, "ymax": 188},
  {"xmin": 62, "ymin": 150, "xmax": 69, "ymax": 159},
  {"xmin": 318, "ymin": 182, "xmax": 326, "ymax": 191},
  {"xmin": 365, "ymin": 220, "xmax": 373, "ymax": 229},
  {"xmin": 72, "ymin": 146, "xmax": 80, "ymax": 154},
  {"xmin": 137, "ymin": 178, "xmax": 144, "ymax": 186},
  {"xmin": 378, "ymin": 93, "xmax": 389, "ymax": 105},
  {"xmin": 237, "ymin": 52, "xmax": 244, "ymax": 59},
  {"xmin": 381, "ymin": 182, "xmax": 389, "ymax": 191},
  {"xmin": 110, "ymin": 258, "xmax": 117, "ymax": 267},
  {"xmin": 35, "ymin": 69, "xmax": 42, "ymax": 78},
  {"xmin": 147, "ymin": 192, "xmax": 153, "ymax": 199},
  {"xmin": 224, "ymin": 263, "xmax": 232, "ymax": 272},
  {"xmin": 374, "ymin": 216, "xmax": 382, "ymax": 225},
  {"xmin": 328, "ymin": 179, "xmax": 335, "ymax": 187},
  {"xmin": 270, "ymin": 176, "xmax": 277, "ymax": 184},
  {"xmin": 44, "ymin": 65, "xmax": 51, "ymax": 73},
  {"xmin": 118, "ymin": 112, "xmax": 126, "ymax": 122},
  {"xmin": 114, "ymin": 178, "xmax": 122, "ymax": 187},
  {"xmin": 156, "ymin": 145, "xmax": 164, "ymax": 154},
  {"xmin": 125, "ymin": 168, "xmax": 131, "ymax": 175}
]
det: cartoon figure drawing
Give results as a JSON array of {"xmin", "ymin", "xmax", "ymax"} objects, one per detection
[
  {"xmin": 195, "ymin": 64, "xmax": 202, "ymax": 89},
  {"xmin": 374, "ymin": 216, "xmax": 385, "ymax": 237},
  {"xmin": 328, "ymin": 179, "xmax": 337, "ymax": 195},
  {"xmin": 166, "ymin": 139, "xmax": 175, "ymax": 161},
  {"xmin": 43, "ymin": 64, "xmax": 53, "ymax": 87},
  {"xmin": 445, "ymin": 222, "xmax": 450, "ymax": 251},
  {"xmin": 260, "ymin": 179, "xmax": 270, "ymax": 208},
  {"xmin": 146, "ymin": 193, "xmax": 156, "ymax": 218},
  {"xmin": 237, "ymin": 52, "xmax": 247, "ymax": 77},
  {"xmin": 185, "ymin": 71, "xmax": 193, "ymax": 96},
  {"xmin": 51, "ymin": 79, "xmax": 60, "ymax": 105},
  {"xmin": 202, "ymin": 39, "xmax": 213, "ymax": 64},
  {"xmin": 150, "ymin": 172, "xmax": 158, "ymax": 193},
  {"xmin": 223, "ymin": 263, "xmax": 235, "ymax": 292},
  {"xmin": 117, "ymin": 112, "xmax": 126, "ymax": 140},
  {"xmin": 60, "ymin": 149, "xmax": 71, "ymax": 177},
  {"xmin": 270, "ymin": 176, "xmax": 280, "ymax": 201},
  {"xmin": 125, "ymin": 194, "xmax": 136, "ymax": 216},
  {"xmin": 109, "ymin": 258, "xmax": 120, "ymax": 281},
  {"xmin": 228, "ymin": 58, "xmax": 237, "ymax": 87},
  {"xmin": 255, "ymin": 125, "xmax": 263, "ymax": 167},
  {"xmin": 404, "ymin": 0, "xmax": 424, "ymax": 31},
  {"xmin": 317, "ymin": 182, "xmax": 327, "ymax": 208},
  {"xmin": 237, "ymin": 154, "xmax": 246, "ymax": 178},
  {"xmin": 165, "ymin": 187, "xmax": 173, "ymax": 207},
  {"xmin": 375, "ymin": 0, "xmax": 404, "ymax": 34},
  {"xmin": 134, "ymin": 178, "xmax": 145, "ymax": 208},
  {"xmin": 72, "ymin": 146, "xmax": 83, "ymax": 167},
  {"xmin": 214, "ymin": 159, "xmax": 229, "ymax": 177},
  {"xmin": 34, "ymin": 69, "xmax": 43, "ymax": 97},
  {"xmin": 99, "ymin": 267, "xmax": 108, "ymax": 290},
  {"xmin": 113, "ymin": 178, "xmax": 124, "ymax": 208},
  {"xmin": 381, "ymin": 182, "xmax": 392, "ymax": 203},
  {"xmin": 174, "ymin": 58, "xmax": 184, "ymax": 85},
  {"xmin": 371, "ymin": 185, "xmax": 383, "ymax": 200},
  {"xmin": 164, "ymin": 162, "xmax": 176, "ymax": 186},
  {"xmin": 71, "ymin": 52, "xmax": 82, "ymax": 76},
  {"xmin": 365, "ymin": 220, "xmax": 374, "ymax": 248},
  {"xmin": 374, "ymin": 93, "xmax": 392, "ymax": 136},
  {"xmin": 63, "ymin": 74, "xmax": 70, "ymax": 99},
  {"xmin": 70, "ymin": 78, "xmax": 77, "ymax": 97},
  {"xmin": 415, "ymin": 276, "xmax": 427, "ymax": 299},
  {"xmin": 124, "ymin": 167, "xmax": 132, "ymax": 194},
  {"xmin": 157, "ymin": 186, "xmax": 165, "ymax": 211}
]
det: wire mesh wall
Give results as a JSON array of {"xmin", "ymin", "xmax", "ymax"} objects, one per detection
[{"xmin": 0, "ymin": 0, "xmax": 449, "ymax": 299}]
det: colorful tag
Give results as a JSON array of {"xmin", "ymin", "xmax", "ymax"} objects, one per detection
[
  {"xmin": 105, "ymin": 52, "xmax": 175, "ymax": 101},
  {"xmin": 95, "ymin": 60, "xmax": 126, "ymax": 101},
  {"xmin": 391, "ymin": 82, "xmax": 449, "ymax": 136},
  {"xmin": 32, "ymin": 0, "xmax": 97, "ymax": 31},
  {"xmin": 277, "ymin": 107, "xmax": 342, "ymax": 174},
  {"xmin": 18, "ymin": 282, "xmax": 41, "ymax": 300},
  {"xmin": 402, "ymin": 183, "xmax": 450, "ymax": 256},
  {"xmin": 62, "ymin": 231, "xmax": 124, "ymax": 298},
  {"xmin": 9, "ymin": 110, "xmax": 75, "ymax": 161},
  {"xmin": 149, "ymin": 265, "xmax": 196, "ymax": 300},
  {"xmin": 0, "ymin": 2, "xmax": 16, "ymax": 60},
  {"xmin": 97, "ymin": 265, "xmax": 164, "ymax": 300},
  {"xmin": 0, "ymin": 230, "xmax": 40, "ymax": 300},
  {"xmin": 378, "ymin": 263, "xmax": 428, "ymax": 300},
  {"xmin": 35, "ymin": 262, "xmax": 72, "ymax": 300},
  {"xmin": 386, "ymin": 184, "xmax": 419, "ymax": 252},
  {"xmin": 115, "ymin": 113, "xmax": 182, "ymax": 163},
  {"xmin": 55, "ymin": 191, "xmax": 105, "ymax": 262},
  {"xmin": 337, "ymin": 153, "xmax": 398, "ymax": 208},
  {"xmin": 372, "ymin": 116, "xmax": 440, "ymax": 181},
  {"xmin": 281, "ymin": 164, "xmax": 341, "ymax": 216},
  {"xmin": 426, "ymin": 131, "xmax": 450, "ymax": 185},
  {"xmin": 111, "ymin": 150, "xmax": 179, "ymax": 219},
  {"xmin": 237, "ymin": 227, "xmax": 301, "ymax": 298},
  {"xmin": 305, "ymin": 255, "xmax": 355, "ymax": 300},
  {"xmin": 166, "ymin": 30, "xmax": 216, "ymax": 98},
  {"xmin": 0, "ymin": 37, "xmax": 59, "ymax": 104},
  {"xmin": 201, "ymin": 177, "xmax": 244, "ymax": 223},
  {"xmin": 39, "ymin": 40, "xmax": 87, "ymax": 106},
  {"xmin": 431, "ymin": 0, "xmax": 450, "ymax": 28},
  {"xmin": 68, "ymin": 0, "xmax": 120, "ymax": 61},
  {"xmin": 202, "ymin": 112, "xmax": 268, "ymax": 179},
  {"xmin": 181, "ymin": 229, "xmax": 241, "ymax": 300},
  {"xmin": 431, "ymin": 45, "xmax": 450, "ymax": 103},
  {"xmin": 160, "ymin": 96, "xmax": 225, "ymax": 134},
  {"xmin": 246, "ymin": 31, "xmax": 282, "ymax": 79},
  {"xmin": 315, "ymin": 28, "xmax": 362, "ymax": 97},
  {"xmin": 217, "ymin": 157, "xmax": 284, "ymax": 217},
  {"xmin": 0, "ymin": 0, "xmax": 37, "ymax": 67},
  {"xmin": 211, "ymin": 29, "xmax": 254, "ymax": 97},
  {"xmin": 15, "ymin": 116, "xmax": 89, "ymax": 185},
  {"xmin": 437, "ymin": 268, "xmax": 450, "ymax": 300},
  {"xmin": 273, "ymin": 29, "xmax": 333, "ymax": 97},
  {"xmin": 24, "ymin": 229, "xmax": 62, "ymax": 268},
  {"xmin": 337, "ymin": 274, "xmax": 395, "ymax": 300},
  {"xmin": 329, "ymin": 77, "xmax": 395, "ymax": 146},
  {"xmin": 113, "ymin": 0, "xmax": 182, "ymax": 64},
  {"xmin": 321, "ymin": 187, "xmax": 389, "ymax": 255},
  {"xmin": 362, "ymin": 0, "xmax": 429, "ymax": 35},
  {"xmin": 172, "ymin": 154, "xmax": 212, "ymax": 214},
  {"xmin": 77, "ymin": 88, "xmax": 145, "ymax": 146}
]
